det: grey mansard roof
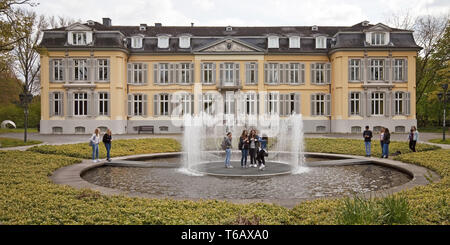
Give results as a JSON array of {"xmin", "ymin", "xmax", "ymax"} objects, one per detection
[{"xmin": 39, "ymin": 21, "xmax": 422, "ymax": 54}]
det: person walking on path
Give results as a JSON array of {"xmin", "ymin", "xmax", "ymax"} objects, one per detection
[
  {"xmin": 248, "ymin": 130, "xmax": 259, "ymax": 168},
  {"xmin": 379, "ymin": 127, "xmax": 385, "ymax": 157},
  {"xmin": 382, "ymin": 128, "xmax": 391, "ymax": 158},
  {"xmin": 223, "ymin": 132, "xmax": 233, "ymax": 168},
  {"xmin": 363, "ymin": 126, "xmax": 373, "ymax": 157},
  {"xmin": 239, "ymin": 130, "xmax": 250, "ymax": 168},
  {"xmin": 90, "ymin": 128, "xmax": 101, "ymax": 163},
  {"xmin": 102, "ymin": 129, "xmax": 113, "ymax": 162},
  {"xmin": 408, "ymin": 126, "xmax": 419, "ymax": 152}
]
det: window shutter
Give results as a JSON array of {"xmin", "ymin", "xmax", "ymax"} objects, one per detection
[
  {"xmin": 384, "ymin": 59, "xmax": 390, "ymax": 81},
  {"xmin": 68, "ymin": 59, "xmax": 74, "ymax": 82},
  {"xmin": 219, "ymin": 63, "xmax": 224, "ymax": 87},
  {"xmin": 127, "ymin": 63, "xmax": 133, "ymax": 84},
  {"xmin": 86, "ymin": 32, "xmax": 93, "ymax": 45},
  {"xmin": 360, "ymin": 59, "xmax": 364, "ymax": 82},
  {"xmin": 153, "ymin": 63, "xmax": 158, "ymax": 84},
  {"xmin": 310, "ymin": 64, "xmax": 316, "ymax": 85},
  {"xmin": 405, "ymin": 92, "xmax": 411, "ymax": 116},
  {"xmin": 279, "ymin": 94, "xmax": 285, "ymax": 116},
  {"xmin": 264, "ymin": 63, "xmax": 268, "ymax": 84},
  {"xmin": 106, "ymin": 92, "xmax": 110, "ymax": 116},
  {"xmin": 348, "ymin": 92, "xmax": 352, "ymax": 117},
  {"xmin": 94, "ymin": 92, "xmax": 99, "ymax": 116},
  {"xmin": 299, "ymin": 63, "xmax": 305, "ymax": 84},
  {"xmin": 212, "ymin": 63, "xmax": 217, "ymax": 85},
  {"xmin": 326, "ymin": 94, "xmax": 331, "ymax": 116},
  {"xmin": 384, "ymin": 92, "xmax": 389, "ymax": 117},
  {"xmin": 106, "ymin": 59, "xmax": 110, "ymax": 82},
  {"xmin": 143, "ymin": 94, "xmax": 148, "ymax": 117},
  {"xmin": 128, "ymin": 94, "xmax": 133, "ymax": 117},
  {"xmin": 279, "ymin": 64, "xmax": 285, "ymax": 84},
  {"xmin": 348, "ymin": 59, "xmax": 352, "ymax": 82},
  {"xmin": 361, "ymin": 92, "xmax": 366, "ymax": 117},
  {"xmin": 49, "ymin": 60, "xmax": 55, "ymax": 83},
  {"xmin": 310, "ymin": 94, "xmax": 316, "ymax": 116},
  {"xmin": 264, "ymin": 93, "xmax": 269, "ymax": 115},
  {"xmin": 174, "ymin": 63, "xmax": 179, "ymax": 84},
  {"xmin": 365, "ymin": 32, "xmax": 371, "ymax": 44},
  {"xmin": 87, "ymin": 59, "xmax": 93, "ymax": 82},
  {"xmin": 404, "ymin": 59, "xmax": 408, "ymax": 82},
  {"xmin": 326, "ymin": 63, "xmax": 331, "ymax": 84},
  {"xmin": 198, "ymin": 94, "xmax": 203, "ymax": 114},
  {"xmin": 94, "ymin": 59, "xmax": 99, "ymax": 82},
  {"xmin": 169, "ymin": 64, "xmax": 175, "ymax": 84},
  {"xmin": 67, "ymin": 92, "xmax": 73, "ymax": 117},
  {"xmin": 49, "ymin": 92, "xmax": 54, "ymax": 117},
  {"xmin": 256, "ymin": 93, "xmax": 260, "ymax": 115},
  {"xmin": 201, "ymin": 63, "xmax": 205, "ymax": 83},
  {"xmin": 367, "ymin": 59, "xmax": 371, "ymax": 81},
  {"xmin": 67, "ymin": 32, "xmax": 73, "ymax": 45},
  {"xmin": 143, "ymin": 64, "xmax": 148, "ymax": 84},
  {"xmin": 153, "ymin": 94, "xmax": 159, "ymax": 116},
  {"xmin": 245, "ymin": 63, "xmax": 250, "ymax": 85},
  {"xmin": 294, "ymin": 93, "xmax": 300, "ymax": 114},
  {"xmin": 189, "ymin": 63, "xmax": 195, "ymax": 84},
  {"xmin": 191, "ymin": 94, "xmax": 195, "ymax": 115},
  {"xmin": 254, "ymin": 63, "xmax": 259, "ymax": 85},
  {"xmin": 235, "ymin": 63, "xmax": 240, "ymax": 85},
  {"xmin": 368, "ymin": 92, "xmax": 373, "ymax": 117},
  {"xmin": 87, "ymin": 92, "xmax": 93, "ymax": 117}
]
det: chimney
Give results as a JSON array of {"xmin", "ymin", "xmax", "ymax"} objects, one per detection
[
  {"xmin": 140, "ymin": 24, "xmax": 147, "ymax": 31},
  {"xmin": 362, "ymin": 20, "xmax": 370, "ymax": 27},
  {"xmin": 155, "ymin": 23, "xmax": 162, "ymax": 27},
  {"xmin": 102, "ymin": 18, "xmax": 112, "ymax": 27},
  {"xmin": 191, "ymin": 23, "xmax": 194, "ymax": 27}
]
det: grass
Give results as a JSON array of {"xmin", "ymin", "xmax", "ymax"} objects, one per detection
[
  {"xmin": 0, "ymin": 137, "xmax": 42, "ymax": 148},
  {"xmin": 0, "ymin": 137, "xmax": 448, "ymax": 225},
  {"xmin": 418, "ymin": 127, "xmax": 450, "ymax": 134},
  {"xmin": 429, "ymin": 139, "xmax": 450, "ymax": 145},
  {"xmin": 0, "ymin": 128, "xmax": 38, "ymax": 134}
]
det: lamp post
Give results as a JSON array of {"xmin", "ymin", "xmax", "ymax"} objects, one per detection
[
  {"xmin": 437, "ymin": 84, "xmax": 449, "ymax": 141},
  {"xmin": 19, "ymin": 93, "xmax": 33, "ymax": 143}
]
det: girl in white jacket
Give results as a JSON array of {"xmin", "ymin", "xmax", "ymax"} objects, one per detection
[{"xmin": 90, "ymin": 128, "xmax": 101, "ymax": 163}]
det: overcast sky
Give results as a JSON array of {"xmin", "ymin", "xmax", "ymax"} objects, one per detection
[{"xmin": 28, "ymin": 0, "xmax": 449, "ymax": 27}]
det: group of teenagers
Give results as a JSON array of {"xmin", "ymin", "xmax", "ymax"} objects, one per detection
[
  {"xmin": 362, "ymin": 125, "xmax": 419, "ymax": 158},
  {"xmin": 89, "ymin": 128, "xmax": 113, "ymax": 163},
  {"xmin": 221, "ymin": 129, "xmax": 268, "ymax": 170}
]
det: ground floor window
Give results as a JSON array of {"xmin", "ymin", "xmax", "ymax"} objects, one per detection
[
  {"xmin": 371, "ymin": 92, "xmax": 384, "ymax": 116},
  {"xmin": 74, "ymin": 92, "xmax": 88, "ymax": 116}
]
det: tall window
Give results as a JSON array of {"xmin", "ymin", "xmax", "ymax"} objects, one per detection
[
  {"xmin": 158, "ymin": 63, "xmax": 169, "ymax": 84},
  {"xmin": 98, "ymin": 59, "xmax": 108, "ymax": 81},
  {"xmin": 98, "ymin": 92, "xmax": 109, "ymax": 116},
  {"xmin": 133, "ymin": 63, "xmax": 144, "ymax": 84},
  {"xmin": 179, "ymin": 94, "xmax": 192, "ymax": 115},
  {"xmin": 202, "ymin": 63, "xmax": 214, "ymax": 84},
  {"xmin": 247, "ymin": 63, "xmax": 257, "ymax": 85},
  {"xmin": 268, "ymin": 63, "xmax": 278, "ymax": 84},
  {"xmin": 224, "ymin": 63, "xmax": 234, "ymax": 83},
  {"xmin": 72, "ymin": 32, "xmax": 87, "ymax": 45},
  {"xmin": 53, "ymin": 93, "xmax": 63, "ymax": 116},
  {"xmin": 350, "ymin": 92, "xmax": 360, "ymax": 116},
  {"xmin": 349, "ymin": 59, "xmax": 361, "ymax": 81},
  {"xmin": 268, "ymin": 92, "xmax": 279, "ymax": 115},
  {"xmin": 133, "ymin": 94, "xmax": 144, "ymax": 116},
  {"xmin": 394, "ymin": 92, "xmax": 404, "ymax": 115},
  {"xmin": 312, "ymin": 94, "xmax": 326, "ymax": 116},
  {"xmin": 312, "ymin": 63, "xmax": 326, "ymax": 84},
  {"xmin": 74, "ymin": 92, "xmax": 88, "ymax": 116},
  {"xmin": 202, "ymin": 93, "xmax": 215, "ymax": 115},
  {"xmin": 245, "ymin": 93, "xmax": 257, "ymax": 116},
  {"xmin": 393, "ymin": 59, "xmax": 404, "ymax": 81},
  {"xmin": 180, "ymin": 63, "xmax": 191, "ymax": 84},
  {"xmin": 159, "ymin": 94, "xmax": 169, "ymax": 116},
  {"xmin": 53, "ymin": 59, "xmax": 64, "ymax": 81},
  {"xmin": 288, "ymin": 63, "xmax": 300, "ymax": 84},
  {"xmin": 369, "ymin": 59, "xmax": 384, "ymax": 81},
  {"xmin": 371, "ymin": 92, "xmax": 384, "ymax": 116},
  {"xmin": 371, "ymin": 32, "xmax": 386, "ymax": 45},
  {"xmin": 74, "ymin": 59, "xmax": 88, "ymax": 81}
]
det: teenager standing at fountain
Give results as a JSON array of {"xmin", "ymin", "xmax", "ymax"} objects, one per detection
[
  {"xmin": 248, "ymin": 130, "xmax": 258, "ymax": 168},
  {"xmin": 103, "ymin": 129, "xmax": 112, "ymax": 162},
  {"xmin": 408, "ymin": 126, "xmax": 419, "ymax": 152},
  {"xmin": 382, "ymin": 128, "xmax": 391, "ymax": 158},
  {"xmin": 223, "ymin": 132, "xmax": 233, "ymax": 168},
  {"xmin": 257, "ymin": 134, "xmax": 268, "ymax": 170},
  {"xmin": 239, "ymin": 130, "xmax": 250, "ymax": 168},
  {"xmin": 363, "ymin": 126, "xmax": 373, "ymax": 157},
  {"xmin": 90, "ymin": 128, "xmax": 101, "ymax": 163},
  {"xmin": 379, "ymin": 127, "xmax": 385, "ymax": 158}
]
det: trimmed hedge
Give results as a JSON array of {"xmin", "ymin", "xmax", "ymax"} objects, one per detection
[{"xmin": 27, "ymin": 138, "xmax": 181, "ymax": 159}]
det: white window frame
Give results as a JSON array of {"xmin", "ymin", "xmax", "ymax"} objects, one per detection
[
  {"xmin": 180, "ymin": 63, "xmax": 191, "ymax": 84},
  {"xmin": 133, "ymin": 94, "xmax": 144, "ymax": 116},
  {"xmin": 289, "ymin": 36, "xmax": 300, "ymax": 48},
  {"xmin": 393, "ymin": 59, "xmax": 404, "ymax": 81},
  {"xmin": 350, "ymin": 92, "xmax": 360, "ymax": 116},
  {"xmin": 268, "ymin": 36, "xmax": 279, "ymax": 48},
  {"xmin": 131, "ymin": 36, "xmax": 143, "ymax": 49},
  {"xmin": 313, "ymin": 94, "xmax": 326, "ymax": 116},
  {"xmin": 158, "ymin": 36, "xmax": 169, "ymax": 49},
  {"xmin": 159, "ymin": 94, "xmax": 170, "ymax": 116},
  {"xmin": 158, "ymin": 63, "xmax": 169, "ymax": 84},
  {"xmin": 369, "ymin": 59, "xmax": 384, "ymax": 81},
  {"xmin": 371, "ymin": 32, "xmax": 386, "ymax": 45},
  {"xmin": 371, "ymin": 92, "xmax": 384, "ymax": 116},
  {"xmin": 74, "ymin": 59, "xmax": 88, "ymax": 81},
  {"xmin": 268, "ymin": 92, "xmax": 279, "ymax": 115},
  {"xmin": 268, "ymin": 63, "xmax": 279, "ymax": 84},
  {"xmin": 179, "ymin": 93, "xmax": 192, "ymax": 116},
  {"xmin": 202, "ymin": 93, "xmax": 215, "ymax": 115},
  {"xmin": 224, "ymin": 63, "xmax": 234, "ymax": 84},
  {"xmin": 247, "ymin": 63, "xmax": 257, "ymax": 85},
  {"xmin": 313, "ymin": 63, "xmax": 326, "ymax": 84},
  {"xmin": 133, "ymin": 63, "xmax": 144, "ymax": 84},
  {"xmin": 245, "ymin": 92, "xmax": 257, "ymax": 116},
  {"xmin": 202, "ymin": 63, "xmax": 214, "ymax": 84},
  {"xmin": 53, "ymin": 59, "xmax": 64, "ymax": 81},
  {"xmin": 179, "ymin": 36, "xmax": 190, "ymax": 49},
  {"xmin": 53, "ymin": 92, "xmax": 63, "ymax": 116},
  {"xmin": 315, "ymin": 36, "xmax": 327, "ymax": 49},
  {"xmin": 394, "ymin": 92, "xmax": 404, "ymax": 115},
  {"xmin": 288, "ymin": 63, "xmax": 300, "ymax": 84},
  {"xmin": 98, "ymin": 92, "xmax": 109, "ymax": 116},
  {"xmin": 98, "ymin": 59, "xmax": 108, "ymax": 81},
  {"xmin": 72, "ymin": 32, "xmax": 87, "ymax": 45},
  {"xmin": 349, "ymin": 59, "xmax": 361, "ymax": 81},
  {"xmin": 73, "ymin": 92, "xmax": 88, "ymax": 116}
]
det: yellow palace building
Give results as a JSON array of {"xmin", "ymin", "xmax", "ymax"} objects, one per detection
[{"xmin": 39, "ymin": 18, "xmax": 420, "ymax": 134}]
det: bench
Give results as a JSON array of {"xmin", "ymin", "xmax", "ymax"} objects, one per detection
[{"xmin": 137, "ymin": 126, "xmax": 154, "ymax": 134}]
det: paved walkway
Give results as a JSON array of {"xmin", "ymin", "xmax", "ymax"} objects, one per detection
[{"xmin": 1, "ymin": 132, "xmax": 449, "ymax": 151}]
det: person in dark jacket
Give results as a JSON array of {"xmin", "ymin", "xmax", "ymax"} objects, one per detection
[
  {"xmin": 102, "ymin": 129, "xmax": 112, "ymax": 162},
  {"xmin": 363, "ymin": 126, "xmax": 373, "ymax": 157},
  {"xmin": 239, "ymin": 130, "xmax": 250, "ymax": 168},
  {"xmin": 382, "ymin": 128, "xmax": 391, "ymax": 158},
  {"xmin": 248, "ymin": 130, "xmax": 259, "ymax": 168},
  {"xmin": 257, "ymin": 134, "xmax": 268, "ymax": 170},
  {"xmin": 408, "ymin": 126, "xmax": 419, "ymax": 152}
]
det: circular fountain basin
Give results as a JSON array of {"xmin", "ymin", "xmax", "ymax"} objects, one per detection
[{"xmin": 192, "ymin": 161, "xmax": 293, "ymax": 177}]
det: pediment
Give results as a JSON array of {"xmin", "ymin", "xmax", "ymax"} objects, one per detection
[
  {"xmin": 195, "ymin": 38, "xmax": 264, "ymax": 53},
  {"xmin": 66, "ymin": 23, "xmax": 92, "ymax": 31},
  {"xmin": 367, "ymin": 23, "xmax": 392, "ymax": 32}
]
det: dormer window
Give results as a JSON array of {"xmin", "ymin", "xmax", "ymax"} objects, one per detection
[
  {"xmin": 179, "ymin": 36, "xmax": 190, "ymax": 49},
  {"xmin": 268, "ymin": 36, "xmax": 279, "ymax": 48},
  {"xmin": 316, "ymin": 36, "xmax": 327, "ymax": 49},
  {"xmin": 371, "ymin": 32, "xmax": 387, "ymax": 45},
  {"xmin": 312, "ymin": 25, "xmax": 318, "ymax": 31},
  {"xmin": 72, "ymin": 32, "xmax": 87, "ymax": 45},
  {"xmin": 289, "ymin": 36, "xmax": 300, "ymax": 48},
  {"xmin": 158, "ymin": 36, "xmax": 169, "ymax": 49},
  {"xmin": 226, "ymin": 26, "xmax": 233, "ymax": 32},
  {"xmin": 131, "ymin": 36, "xmax": 143, "ymax": 49}
]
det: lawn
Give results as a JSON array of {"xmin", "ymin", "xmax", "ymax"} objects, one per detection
[
  {"xmin": 0, "ymin": 137, "xmax": 42, "ymax": 148},
  {"xmin": 0, "ymin": 128, "xmax": 38, "ymax": 134},
  {"xmin": 0, "ymin": 137, "xmax": 448, "ymax": 225},
  {"xmin": 429, "ymin": 139, "xmax": 450, "ymax": 145}
]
